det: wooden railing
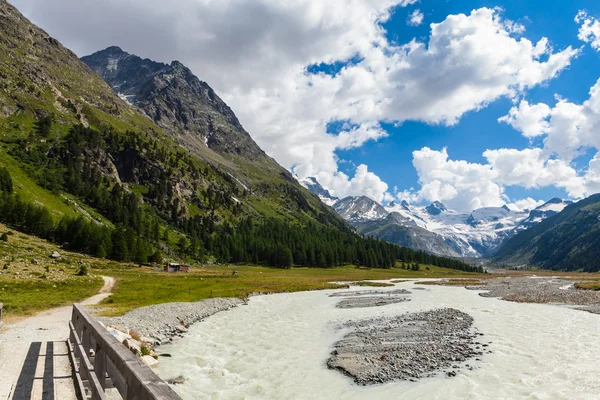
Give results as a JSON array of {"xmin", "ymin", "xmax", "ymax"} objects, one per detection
[{"xmin": 68, "ymin": 304, "xmax": 182, "ymax": 400}]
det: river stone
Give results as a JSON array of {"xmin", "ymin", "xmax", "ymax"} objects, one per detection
[
  {"xmin": 141, "ymin": 355, "xmax": 159, "ymax": 368},
  {"xmin": 327, "ymin": 308, "xmax": 481, "ymax": 385}
]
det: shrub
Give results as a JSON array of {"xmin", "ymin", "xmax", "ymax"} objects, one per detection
[
  {"xmin": 140, "ymin": 344, "xmax": 152, "ymax": 357},
  {"xmin": 76, "ymin": 264, "xmax": 88, "ymax": 276},
  {"xmin": 0, "ymin": 233, "xmax": 8, "ymax": 242}
]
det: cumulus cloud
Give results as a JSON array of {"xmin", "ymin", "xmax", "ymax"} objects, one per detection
[
  {"xmin": 498, "ymin": 101, "xmax": 551, "ymax": 137},
  {"xmin": 576, "ymin": 10, "xmax": 600, "ymax": 50},
  {"xmin": 407, "ymin": 9, "xmax": 424, "ymax": 26},
  {"xmin": 409, "ymin": 147, "xmax": 503, "ymax": 211},
  {"xmin": 506, "ymin": 198, "xmax": 545, "ymax": 212},
  {"xmin": 11, "ymin": 1, "xmax": 580, "ymax": 205},
  {"xmin": 500, "ymin": 78, "xmax": 600, "ymax": 161},
  {"xmin": 315, "ymin": 164, "xmax": 393, "ymax": 203},
  {"xmin": 405, "ymin": 142, "xmax": 600, "ymax": 212}
]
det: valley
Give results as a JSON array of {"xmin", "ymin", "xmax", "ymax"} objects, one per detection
[{"xmin": 1, "ymin": 1, "xmax": 600, "ymax": 399}]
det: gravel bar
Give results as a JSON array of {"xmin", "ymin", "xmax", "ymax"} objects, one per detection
[
  {"xmin": 327, "ymin": 308, "xmax": 485, "ymax": 385},
  {"xmin": 329, "ymin": 289, "xmax": 412, "ymax": 297},
  {"xmin": 100, "ymin": 298, "xmax": 243, "ymax": 344},
  {"xmin": 467, "ymin": 277, "xmax": 600, "ymax": 313}
]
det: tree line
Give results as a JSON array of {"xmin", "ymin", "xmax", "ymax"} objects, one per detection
[{"xmin": 1, "ymin": 119, "xmax": 483, "ymax": 272}]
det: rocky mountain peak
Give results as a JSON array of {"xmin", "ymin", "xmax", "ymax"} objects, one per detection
[
  {"xmin": 82, "ymin": 47, "xmax": 266, "ymax": 161},
  {"xmin": 426, "ymin": 201, "xmax": 447, "ymax": 215},
  {"xmin": 334, "ymin": 195, "xmax": 388, "ymax": 221},
  {"xmin": 298, "ymin": 176, "xmax": 338, "ymax": 206}
]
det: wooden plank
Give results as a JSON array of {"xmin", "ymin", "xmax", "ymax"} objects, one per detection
[
  {"xmin": 67, "ymin": 338, "xmax": 89, "ymax": 400},
  {"xmin": 69, "ymin": 304, "xmax": 182, "ymax": 400}
]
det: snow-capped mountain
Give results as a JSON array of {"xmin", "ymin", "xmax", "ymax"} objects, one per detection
[
  {"xmin": 297, "ymin": 177, "xmax": 338, "ymax": 206},
  {"xmin": 514, "ymin": 197, "xmax": 573, "ymax": 231},
  {"xmin": 300, "ymin": 176, "xmax": 571, "ymax": 257},
  {"xmin": 333, "ymin": 196, "xmax": 388, "ymax": 221}
]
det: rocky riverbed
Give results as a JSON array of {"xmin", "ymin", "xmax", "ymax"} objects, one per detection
[
  {"xmin": 100, "ymin": 298, "xmax": 243, "ymax": 345},
  {"xmin": 335, "ymin": 296, "xmax": 411, "ymax": 309},
  {"xmin": 463, "ymin": 276, "xmax": 600, "ymax": 313},
  {"xmin": 327, "ymin": 308, "xmax": 486, "ymax": 385},
  {"xmin": 329, "ymin": 289, "xmax": 412, "ymax": 297}
]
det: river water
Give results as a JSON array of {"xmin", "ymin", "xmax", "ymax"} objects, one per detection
[{"xmin": 156, "ymin": 280, "xmax": 600, "ymax": 399}]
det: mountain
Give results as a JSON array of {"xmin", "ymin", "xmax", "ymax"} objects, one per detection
[
  {"xmin": 514, "ymin": 197, "xmax": 573, "ymax": 231},
  {"xmin": 334, "ymin": 196, "xmax": 388, "ymax": 222},
  {"xmin": 298, "ymin": 176, "xmax": 338, "ymax": 206},
  {"xmin": 0, "ymin": 0, "xmax": 357, "ymax": 265},
  {"xmin": 353, "ymin": 212, "xmax": 462, "ymax": 257},
  {"xmin": 493, "ymin": 194, "xmax": 600, "ymax": 271},
  {"xmin": 426, "ymin": 201, "xmax": 447, "ymax": 215},
  {"xmin": 302, "ymin": 178, "xmax": 569, "ymax": 257},
  {"xmin": 81, "ymin": 46, "xmax": 266, "ymax": 161}
]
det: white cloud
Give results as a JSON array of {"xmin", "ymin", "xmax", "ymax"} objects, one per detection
[
  {"xmin": 11, "ymin": 1, "xmax": 580, "ymax": 206},
  {"xmin": 576, "ymin": 10, "xmax": 600, "ymax": 50},
  {"xmin": 506, "ymin": 198, "xmax": 545, "ymax": 212},
  {"xmin": 405, "ymin": 143, "xmax": 600, "ymax": 212},
  {"xmin": 410, "ymin": 147, "xmax": 504, "ymax": 212},
  {"xmin": 500, "ymin": 78, "xmax": 600, "ymax": 162},
  {"xmin": 316, "ymin": 164, "xmax": 392, "ymax": 203},
  {"xmin": 408, "ymin": 9, "xmax": 424, "ymax": 26},
  {"xmin": 498, "ymin": 100, "xmax": 551, "ymax": 137}
]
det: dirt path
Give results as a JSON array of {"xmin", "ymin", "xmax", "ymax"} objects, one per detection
[{"xmin": 0, "ymin": 275, "xmax": 115, "ymax": 400}]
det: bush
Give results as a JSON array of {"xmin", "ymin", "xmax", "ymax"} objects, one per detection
[
  {"xmin": 0, "ymin": 233, "xmax": 8, "ymax": 242},
  {"xmin": 76, "ymin": 264, "xmax": 88, "ymax": 276}
]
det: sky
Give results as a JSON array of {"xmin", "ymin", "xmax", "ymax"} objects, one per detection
[{"xmin": 11, "ymin": 0, "xmax": 600, "ymax": 212}]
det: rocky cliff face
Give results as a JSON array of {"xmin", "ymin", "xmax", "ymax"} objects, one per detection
[{"xmin": 81, "ymin": 47, "xmax": 266, "ymax": 161}]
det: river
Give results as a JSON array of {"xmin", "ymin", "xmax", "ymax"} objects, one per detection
[{"xmin": 156, "ymin": 280, "xmax": 600, "ymax": 399}]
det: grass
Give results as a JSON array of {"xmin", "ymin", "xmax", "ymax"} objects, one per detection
[
  {"xmin": 0, "ymin": 277, "xmax": 102, "ymax": 316},
  {"xmin": 351, "ymin": 281, "xmax": 395, "ymax": 287},
  {"xmin": 0, "ymin": 148, "xmax": 76, "ymax": 220},
  {"xmin": 0, "ymin": 222, "xmax": 112, "ymax": 317},
  {"xmin": 574, "ymin": 281, "xmax": 600, "ymax": 290},
  {"xmin": 0, "ymin": 222, "xmax": 484, "ymax": 319},
  {"xmin": 98, "ymin": 264, "xmax": 481, "ymax": 316}
]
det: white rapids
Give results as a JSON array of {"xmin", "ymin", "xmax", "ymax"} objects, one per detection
[{"xmin": 156, "ymin": 281, "xmax": 600, "ymax": 400}]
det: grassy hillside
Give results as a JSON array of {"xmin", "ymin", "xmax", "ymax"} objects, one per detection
[{"xmin": 494, "ymin": 194, "xmax": 600, "ymax": 271}]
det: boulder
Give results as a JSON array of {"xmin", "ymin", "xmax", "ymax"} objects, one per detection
[
  {"xmin": 50, "ymin": 251, "xmax": 61, "ymax": 259},
  {"xmin": 106, "ymin": 327, "xmax": 131, "ymax": 343},
  {"xmin": 166, "ymin": 375, "xmax": 185, "ymax": 385},
  {"xmin": 141, "ymin": 355, "xmax": 159, "ymax": 368},
  {"xmin": 123, "ymin": 338, "xmax": 142, "ymax": 355}
]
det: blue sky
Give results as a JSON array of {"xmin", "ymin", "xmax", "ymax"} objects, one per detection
[
  {"xmin": 15, "ymin": 0, "xmax": 600, "ymax": 212},
  {"xmin": 327, "ymin": 0, "xmax": 600, "ymax": 207}
]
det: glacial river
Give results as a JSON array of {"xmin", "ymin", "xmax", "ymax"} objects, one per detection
[{"xmin": 156, "ymin": 280, "xmax": 600, "ymax": 399}]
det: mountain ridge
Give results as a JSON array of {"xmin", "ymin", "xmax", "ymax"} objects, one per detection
[
  {"xmin": 299, "ymin": 176, "xmax": 570, "ymax": 258},
  {"xmin": 493, "ymin": 193, "xmax": 600, "ymax": 271}
]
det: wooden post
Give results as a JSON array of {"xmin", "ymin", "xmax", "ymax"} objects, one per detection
[{"xmin": 94, "ymin": 344, "xmax": 107, "ymax": 389}]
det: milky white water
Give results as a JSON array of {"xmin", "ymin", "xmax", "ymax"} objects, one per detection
[{"xmin": 156, "ymin": 281, "xmax": 600, "ymax": 399}]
